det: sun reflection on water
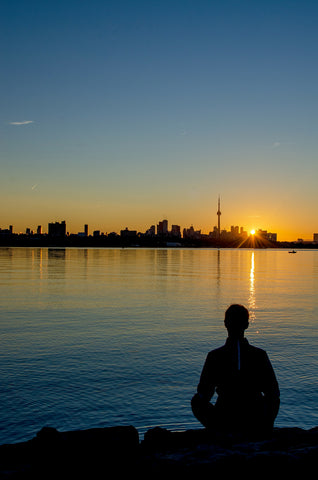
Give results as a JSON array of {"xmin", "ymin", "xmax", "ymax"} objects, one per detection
[{"xmin": 248, "ymin": 251, "xmax": 256, "ymax": 324}]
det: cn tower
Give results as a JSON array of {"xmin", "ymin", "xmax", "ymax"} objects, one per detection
[{"xmin": 217, "ymin": 196, "xmax": 221, "ymax": 236}]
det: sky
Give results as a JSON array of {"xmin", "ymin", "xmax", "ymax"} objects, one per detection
[{"xmin": 1, "ymin": 0, "xmax": 318, "ymax": 241}]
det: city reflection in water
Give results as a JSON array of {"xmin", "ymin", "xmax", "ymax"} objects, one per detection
[{"xmin": 248, "ymin": 251, "xmax": 256, "ymax": 323}]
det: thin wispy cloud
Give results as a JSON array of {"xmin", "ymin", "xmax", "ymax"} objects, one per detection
[
  {"xmin": 271, "ymin": 140, "xmax": 295, "ymax": 149},
  {"xmin": 9, "ymin": 120, "xmax": 34, "ymax": 126}
]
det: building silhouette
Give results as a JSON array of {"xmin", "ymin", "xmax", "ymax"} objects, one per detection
[
  {"xmin": 48, "ymin": 221, "xmax": 66, "ymax": 237},
  {"xmin": 145, "ymin": 225, "xmax": 156, "ymax": 236},
  {"xmin": 171, "ymin": 224, "xmax": 181, "ymax": 238},
  {"xmin": 157, "ymin": 219, "xmax": 168, "ymax": 236},
  {"xmin": 183, "ymin": 225, "xmax": 201, "ymax": 240},
  {"xmin": 120, "ymin": 227, "xmax": 137, "ymax": 238}
]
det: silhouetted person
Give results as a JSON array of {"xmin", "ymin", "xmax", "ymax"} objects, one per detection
[{"xmin": 191, "ymin": 304, "xmax": 280, "ymax": 435}]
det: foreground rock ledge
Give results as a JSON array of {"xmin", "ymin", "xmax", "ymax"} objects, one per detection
[{"xmin": 0, "ymin": 425, "xmax": 317, "ymax": 478}]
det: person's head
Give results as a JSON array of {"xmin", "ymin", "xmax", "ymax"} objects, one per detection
[{"xmin": 224, "ymin": 304, "xmax": 249, "ymax": 338}]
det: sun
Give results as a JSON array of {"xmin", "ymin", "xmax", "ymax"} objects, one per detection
[{"xmin": 250, "ymin": 229, "xmax": 256, "ymax": 235}]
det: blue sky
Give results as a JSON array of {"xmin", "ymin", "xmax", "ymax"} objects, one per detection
[{"xmin": 1, "ymin": 0, "xmax": 318, "ymax": 239}]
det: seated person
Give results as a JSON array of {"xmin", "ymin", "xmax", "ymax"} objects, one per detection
[{"xmin": 191, "ymin": 304, "xmax": 280, "ymax": 435}]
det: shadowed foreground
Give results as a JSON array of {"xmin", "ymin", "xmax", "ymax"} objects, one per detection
[{"xmin": 0, "ymin": 425, "xmax": 317, "ymax": 478}]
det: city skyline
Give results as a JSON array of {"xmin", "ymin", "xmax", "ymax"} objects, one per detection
[
  {"xmin": 2, "ymin": 203, "xmax": 317, "ymax": 243},
  {"xmin": 1, "ymin": 206, "xmax": 316, "ymax": 242},
  {"xmin": 4, "ymin": 214, "xmax": 318, "ymax": 248},
  {"xmin": 2, "ymin": 1, "xmax": 318, "ymax": 242},
  {"xmin": 1, "ymin": 192, "xmax": 317, "ymax": 242}
]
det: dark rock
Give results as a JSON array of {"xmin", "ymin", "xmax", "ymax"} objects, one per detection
[
  {"xmin": 0, "ymin": 425, "xmax": 139, "ymax": 478},
  {"xmin": 0, "ymin": 425, "xmax": 317, "ymax": 478},
  {"xmin": 139, "ymin": 426, "xmax": 318, "ymax": 475}
]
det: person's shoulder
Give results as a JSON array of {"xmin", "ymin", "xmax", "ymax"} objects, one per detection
[
  {"xmin": 206, "ymin": 344, "xmax": 227, "ymax": 359},
  {"xmin": 246, "ymin": 341, "xmax": 268, "ymax": 358}
]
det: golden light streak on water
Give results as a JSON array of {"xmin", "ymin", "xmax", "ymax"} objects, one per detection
[{"xmin": 248, "ymin": 251, "xmax": 256, "ymax": 325}]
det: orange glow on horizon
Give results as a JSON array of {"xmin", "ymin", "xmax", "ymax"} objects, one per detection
[{"xmin": 1, "ymin": 201, "xmax": 316, "ymax": 243}]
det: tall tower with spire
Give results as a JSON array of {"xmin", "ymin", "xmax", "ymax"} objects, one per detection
[{"xmin": 217, "ymin": 196, "xmax": 221, "ymax": 237}]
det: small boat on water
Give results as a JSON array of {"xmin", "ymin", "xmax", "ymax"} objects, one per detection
[{"xmin": 289, "ymin": 250, "xmax": 297, "ymax": 253}]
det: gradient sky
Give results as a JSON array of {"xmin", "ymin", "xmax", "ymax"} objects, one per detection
[{"xmin": 1, "ymin": 0, "xmax": 318, "ymax": 240}]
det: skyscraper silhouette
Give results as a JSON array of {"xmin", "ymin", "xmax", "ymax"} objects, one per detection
[{"xmin": 217, "ymin": 196, "xmax": 221, "ymax": 237}]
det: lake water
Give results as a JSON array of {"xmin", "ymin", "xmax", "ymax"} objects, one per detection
[{"xmin": 0, "ymin": 247, "xmax": 317, "ymax": 444}]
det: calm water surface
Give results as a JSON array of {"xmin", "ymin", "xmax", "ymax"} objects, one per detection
[{"xmin": 0, "ymin": 247, "xmax": 317, "ymax": 444}]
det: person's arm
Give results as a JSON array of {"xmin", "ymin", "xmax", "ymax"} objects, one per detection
[
  {"xmin": 196, "ymin": 352, "xmax": 216, "ymax": 402},
  {"xmin": 262, "ymin": 352, "xmax": 280, "ymax": 423}
]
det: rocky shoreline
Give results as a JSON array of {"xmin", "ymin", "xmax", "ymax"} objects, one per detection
[{"xmin": 1, "ymin": 425, "xmax": 317, "ymax": 478}]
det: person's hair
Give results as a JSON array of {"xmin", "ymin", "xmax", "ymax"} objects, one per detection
[{"xmin": 224, "ymin": 304, "xmax": 249, "ymax": 334}]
